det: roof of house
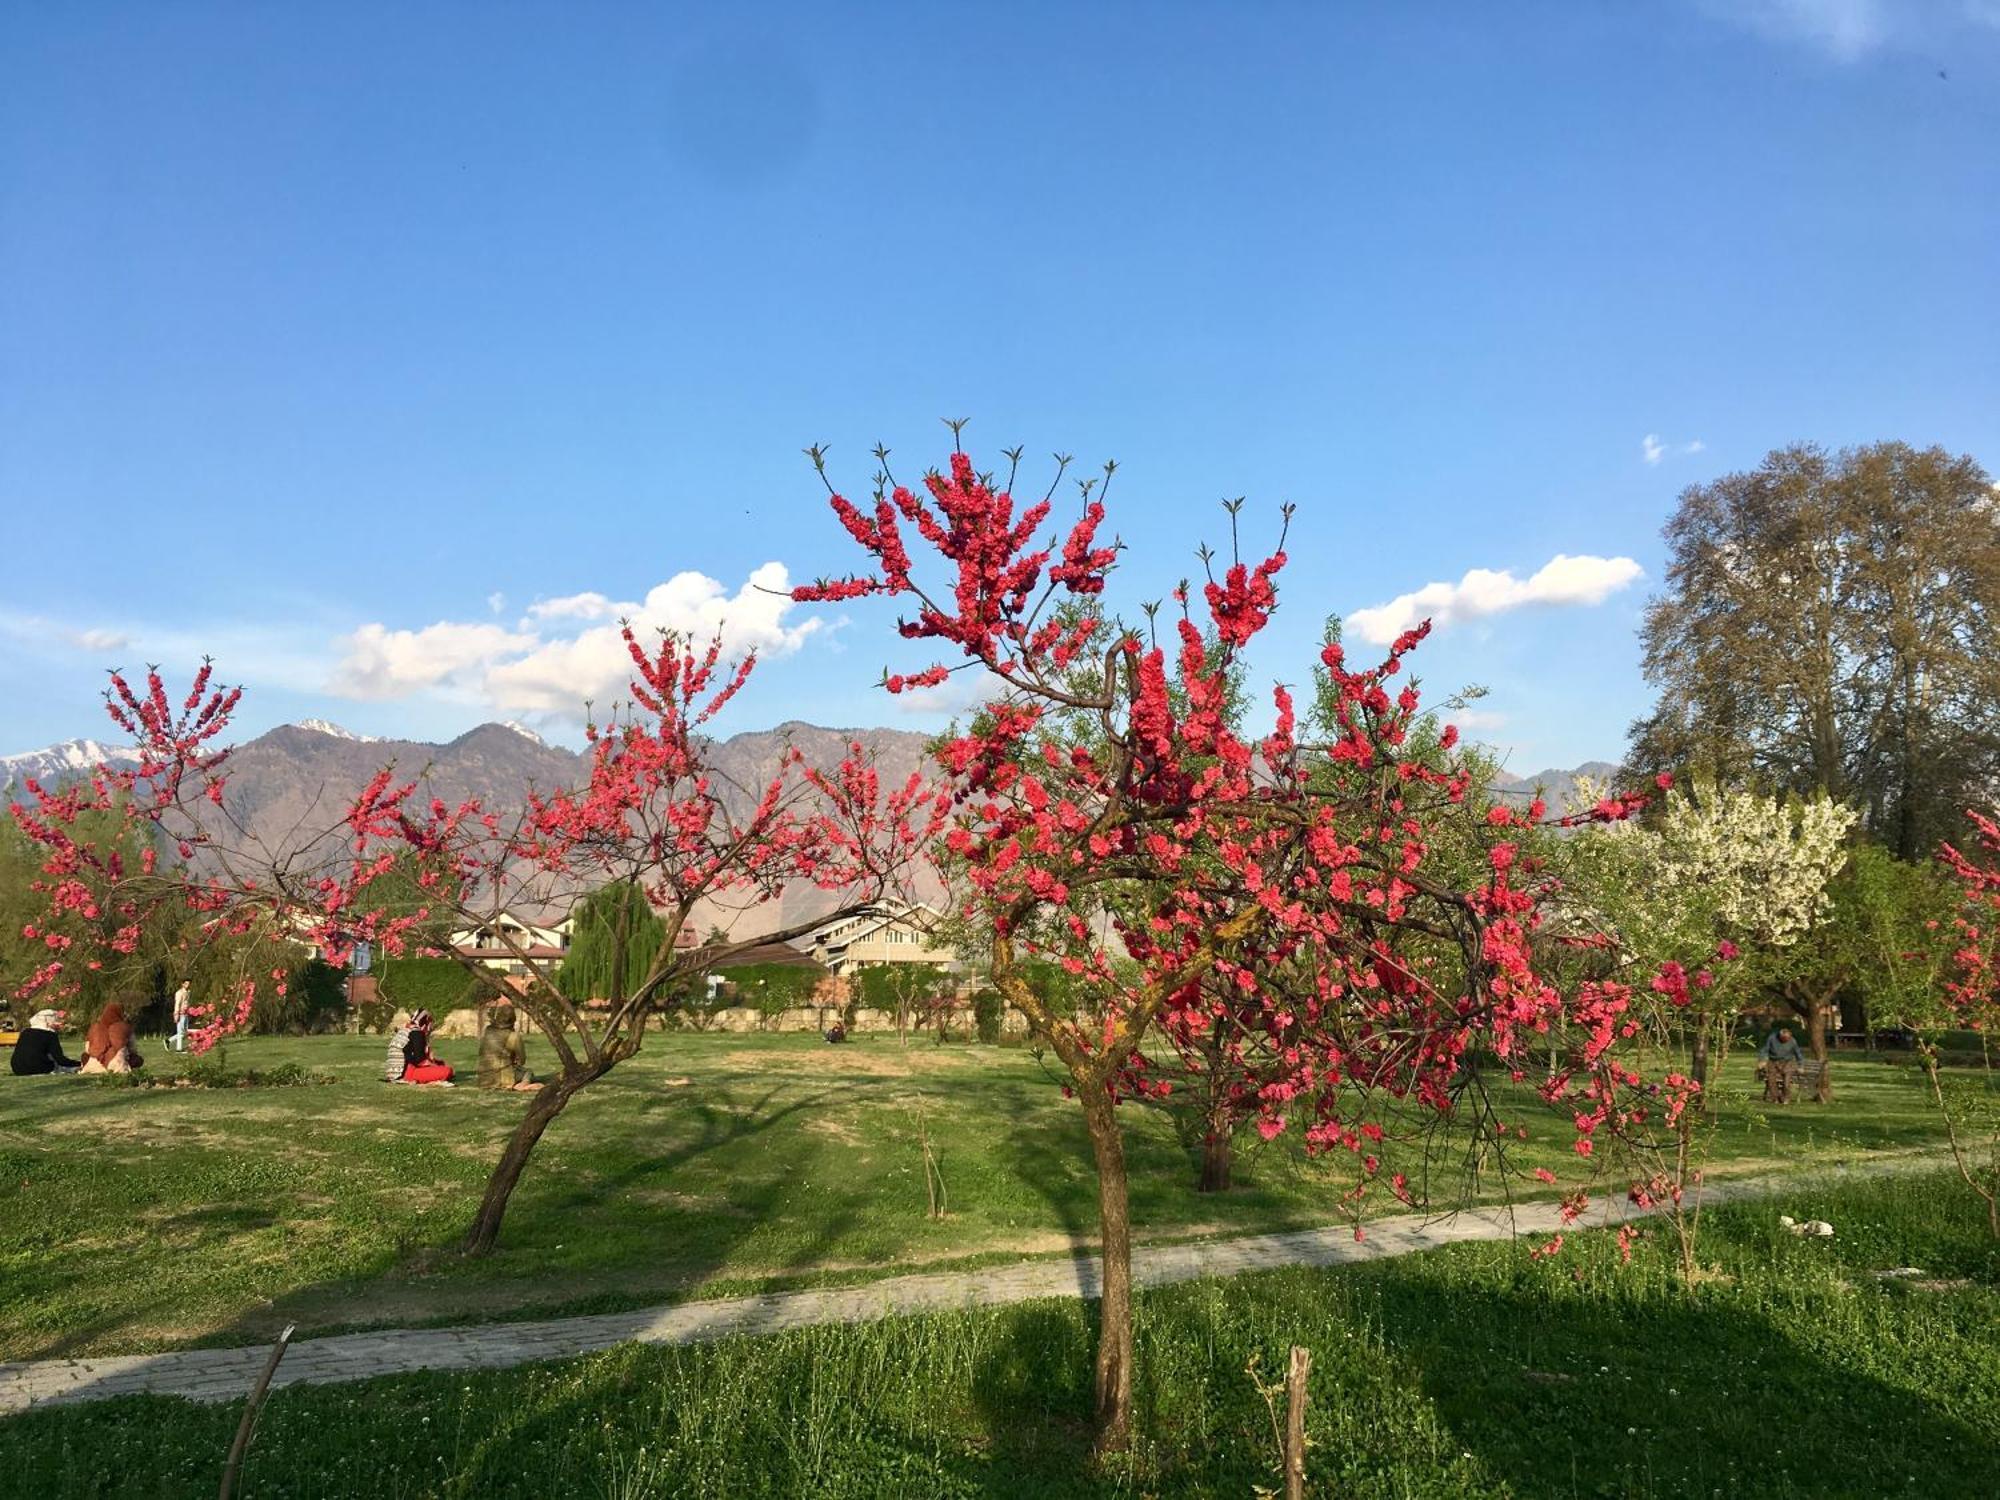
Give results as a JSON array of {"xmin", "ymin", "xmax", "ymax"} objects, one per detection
[
  {"xmin": 455, "ymin": 944, "xmax": 568, "ymax": 962},
  {"xmin": 810, "ymin": 901, "xmax": 945, "ymax": 949}
]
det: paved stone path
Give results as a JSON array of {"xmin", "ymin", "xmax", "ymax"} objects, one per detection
[{"xmin": 0, "ymin": 1159, "xmax": 1922, "ymax": 1416}]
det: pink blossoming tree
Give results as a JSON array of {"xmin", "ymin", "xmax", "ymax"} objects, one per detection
[
  {"xmin": 11, "ymin": 635, "xmax": 941, "ymax": 1254},
  {"xmin": 800, "ymin": 434, "xmax": 1667, "ymax": 1450}
]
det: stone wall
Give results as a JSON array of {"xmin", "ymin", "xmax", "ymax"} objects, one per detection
[{"xmin": 359, "ymin": 1002, "xmax": 1035, "ymax": 1040}]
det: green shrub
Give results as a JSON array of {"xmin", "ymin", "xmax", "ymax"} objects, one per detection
[
  {"xmin": 96, "ymin": 1056, "xmax": 335, "ymax": 1089},
  {"xmin": 972, "ymin": 989, "xmax": 1002, "ymax": 1043}
]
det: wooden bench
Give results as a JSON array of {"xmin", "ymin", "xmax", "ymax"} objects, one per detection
[{"xmin": 1760, "ymin": 1057, "xmax": 1827, "ymax": 1101}]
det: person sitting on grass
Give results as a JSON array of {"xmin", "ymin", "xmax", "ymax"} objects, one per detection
[
  {"xmin": 385, "ymin": 1009, "xmax": 454, "ymax": 1086},
  {"xmin": 10, "ymin": 1010, "xmax": 80, "ymax": 1076},
  {"xmin": 79, "ymin": 1001, "xmax": 143, "ymax": 1075},
  {"xmin": 1758, "ymin": 1024, "xmax": 1805, "ymax": 1104},
  {"xmin": 476, "ymin": 1002, "xmax": 539, "ymax": 1092}
]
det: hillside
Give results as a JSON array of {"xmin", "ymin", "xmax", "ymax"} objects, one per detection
[{"xmin": 5, "ymin": 721, "xmax": 1620, "ymax": 931}]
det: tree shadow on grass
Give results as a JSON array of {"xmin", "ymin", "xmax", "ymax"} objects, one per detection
[
  {"xmin": 950, "ymin": 1263, "xmax": 2000, "ymax": 1498},
  {"xmin": 6, "ymin": 1247, "xmax": 1996, "ymax": 1498},
  {"xmin": 1338, "ymin": 1272, "xmax": 2000, "ymax": 1499},
  {"xmin": 0, "ymin": 1078, "xmax": 876, "ymax": 1404}
]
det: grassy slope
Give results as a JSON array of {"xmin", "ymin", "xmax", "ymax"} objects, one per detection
[
  {"xmin": 0, "ymin": 1033, "xmax": 1959, "ymax": 1361},
  {"xmin": 2, "ymin": 1172, "xmax": 1995, "ymax": 1499}
]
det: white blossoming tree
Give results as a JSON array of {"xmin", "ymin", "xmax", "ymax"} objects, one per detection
[{"xmin": 1568, "ymin": 776, "xmax": 1856, "ymax": 1093}]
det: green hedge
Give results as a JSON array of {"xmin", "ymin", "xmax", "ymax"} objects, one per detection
[
  {"xmin": 716, "ymin": 963, "xmax": 823, "ymax": 1014},
  {"xmin": 850, "ymin": 964, "xmax": 952, "ymax": 1010},
  {"xmin": 246, "ymin": 957, "xmax": 348, "ymax": 1035},
  {"xmin": 376, "ymin": 956, "xmax": 480, "ymax": 1015}
]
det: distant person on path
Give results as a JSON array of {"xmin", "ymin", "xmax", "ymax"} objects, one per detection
[
  {"xmin": 385, "ymin": 1009, "xmax": 454, "ymax": 1086},
  {"xmin": 79, "ymin": 1002, "xmax": 143, "ymax": 1074},
  {"xmin": 10, "ymin": 1010, "xmax": 80, "ymax": 1075},
  {"xmin": 1758, "ymin": 1025, "xmax": 1805, "ymax": 1104},
  {"xmin": 476, "ymin": 1003, "xmax": 539, "ymax": 1092},
  {"xmin": 168, "ymin": 982, "xmax": 192, "ymax": 1052}
]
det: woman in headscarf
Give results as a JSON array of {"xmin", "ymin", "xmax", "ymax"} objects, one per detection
[
  {"xmin": 79, "ymin": 1002, "xmax": 143, "ymax": 1074},
  {"xmin": 10, "ymin": 1010, "xmax": 80, "ymax": 1075},
  {"xmin": 396, "ymin": 1009, "xmax": 455, "ymax": 1086}
]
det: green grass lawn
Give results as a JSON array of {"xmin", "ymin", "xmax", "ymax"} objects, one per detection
[
  {"xmin": 4, "ymin": 1170, "xmax": 1995, "ymax": 1498},
  {"xmin": 0, "ymin": 1031, "xmax": 1962, "ymax": 1363}
]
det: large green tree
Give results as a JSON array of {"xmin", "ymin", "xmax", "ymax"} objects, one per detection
[{"xmin": 1630, "ymin": 441, "xmax": 2000, "ymax": 860}]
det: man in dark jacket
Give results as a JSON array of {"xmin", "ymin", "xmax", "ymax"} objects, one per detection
[
  {"xmin": 1758, "ymin": 1025, "xmax": 1805, "ymax": 1103},
  {"xmin": 10, "ymin": 1010, "xmax": 80, "ymax": 1075}
]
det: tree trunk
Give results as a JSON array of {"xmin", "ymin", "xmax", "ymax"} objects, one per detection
[
  {"xmin": 1197, "ymin": 1127, "xmax": 1232, "ymax": 1194},
  {"xmin": 462, "ymin": 1072, "xmax": 589, "ymax": 1256},
  {"xmin": 1282, "ymin": 1344, "xmax": 1311, "ymax": 1500},
  {"xmin": 1809, "ymin": 1001, "xmax": 1834, "ymax": 1104},
  {"xmin": 1690, "ymin": 1015, "xmax": 1712, "ymax": 1092},
  {"xmin": 1082, "ymin": 1092, "xmax": 1136, "ymax": 1454}
]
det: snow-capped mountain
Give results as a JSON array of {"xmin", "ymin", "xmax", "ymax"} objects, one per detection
[
  {"xmin": 499, "ymin": 720, "xmax": 547, "ymax": 747},
  {"xmin": 0, "ymin": 737, "xmax": 137, "ymax": 787},
  {"xmin": 294, "ymin": 718, "xmax": 381, "ymax": 742}
]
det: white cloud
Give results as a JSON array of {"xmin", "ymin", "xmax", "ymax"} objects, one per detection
[
  {"xmin": 486, "ymin": 591, "xmax": 506, "ymax": 615},
  {"xmin": 885, "ymin": 671, "xmax": 989, "ymax": 719},
  {"xmin": 1348, "ymin": 554, "xmax": 1644, "ymax": 646},
  {"xmin": 66, "ymin": 626, "xmax": 130, "ymax": 652},
  {"xmin": 1697, "ymin": 0, "xmax": 1997, "ymax": 59},
  {"xmin": 524, "ymin": 591, "xmax": 618, "ymax": 623},
  {"xmin": 0, "ymin": 613, "xmax": 134, "ymax": 656},
  {"xmin": 1643, "ymin": 434, "xmax": 1705, "ymax": 465},
  {"xmin": 1719, "ymin": 0, "xmax": 1886, "ymax": 58},
  {"xmin": 1452, "ymin": 708, "xmax": 1509, "ymax": 731},
  {"xmin": 330, "ymin": 562, "xmax": 823, "ymax": 715},
  {"xmin": 328, "ymin": 621, "xmax": 538, "ymax": 699}
]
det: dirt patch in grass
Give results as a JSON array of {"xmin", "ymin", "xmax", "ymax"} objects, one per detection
[
  {"xmin": 34, "ymin": 1117, "xmax": 271, "ymax": 1154},
  {"xmin": 719, "ymin": 1048, "xmax": 971, "ymax": 1078},
  {"xmin": 803, "ymin": 1117, "xmax": 867, "ymax": 1145},
  {"xmin": 792, "ymin": 1230, "xmax": 1091, "ymax": 1272},
  {"xmin": 624, "ymin": 1189, "xmax": 752, "ymax": 1216}
]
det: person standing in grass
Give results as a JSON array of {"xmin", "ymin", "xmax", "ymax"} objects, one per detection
[
  {"xmin": 476, "ymin": 1002, "xmax": 539, "ymax": 1092},
  {"xmin": 167, "ymin": 982, "xmax": 192, "ymax": 1052},
  {"xmin": 1758, "ymin": 1024, "xmax": 1805, "ymax": 1104},
  {"xmin": 10, "ymin": 1010, "xmax": 80, "ymax": 1075}
]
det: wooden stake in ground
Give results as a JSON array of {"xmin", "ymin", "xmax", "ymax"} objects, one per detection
[
  {"xmin": 1283, "ymin": 1344, "xmax": 1311, "ymax": 1500},
  {"xmin": 218, "ymin": 1323, "xmax": 295, "ymax": 1500}
]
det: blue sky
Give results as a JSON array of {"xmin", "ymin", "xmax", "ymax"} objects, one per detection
[{"xmin": 3, "ymin": 1, "xmax": 1996, "ymax": 774}]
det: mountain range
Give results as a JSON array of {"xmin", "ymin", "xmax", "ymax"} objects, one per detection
[
  {"xmin": 1, "ymin": 719, "xmax": 941, "ymax": 935},
  {"xmin": 1490, "ymin": 760, "xmax": 1626, "ymax": 812},
  {"xmin": 3, "ymin": 722, "xmax": 1620, "ymax": 931}
]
